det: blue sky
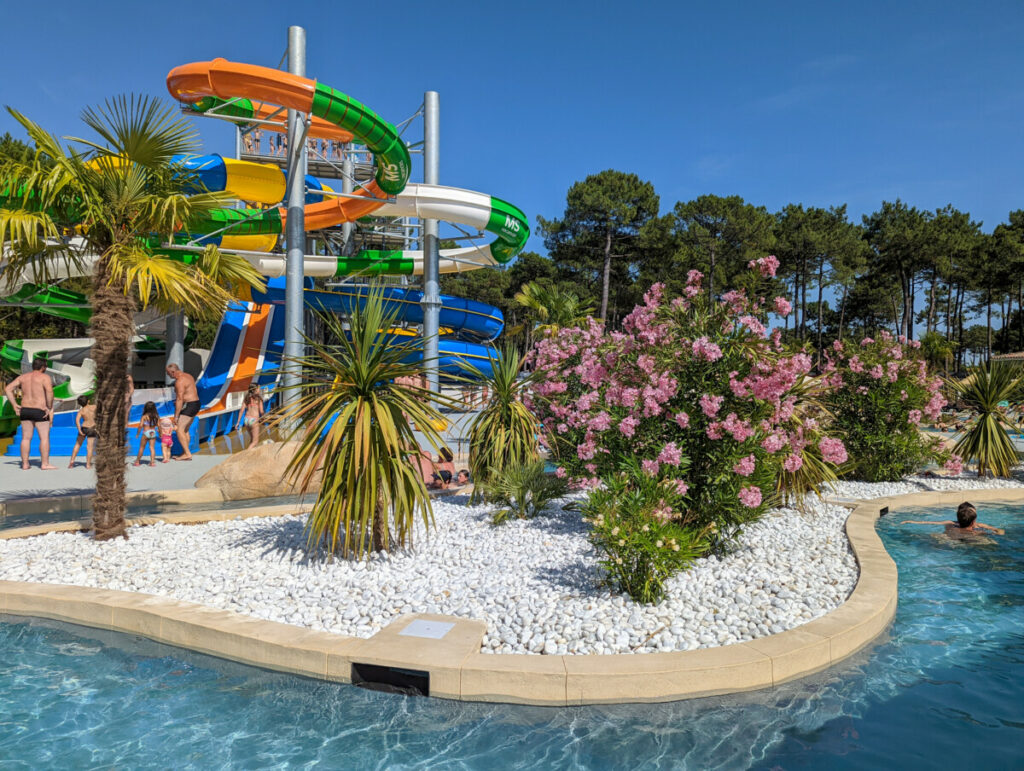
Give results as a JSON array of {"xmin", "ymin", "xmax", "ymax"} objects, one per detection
[{"xmin": 2, "ymin": 0, "xmax": 1023, "ymax": 247}]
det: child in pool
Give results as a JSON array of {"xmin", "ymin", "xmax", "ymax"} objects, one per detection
[
  {"xmin": 901, "ymin": 501, "xmax": 1005, "ymax": 537},
  {"xmin": 68, "ymin": 395, "xmax": 97, "ymax": 469},
  {"xmin": 157, "ymin": 411, "xmax": 176, "ymax": 463},
  {"xmin": 237, "ymin": 385, "xmax": 265, "ymax": 449},
  {"xmin": 134, "ymin": 401, "xmax": 160, "ymax": 467}
]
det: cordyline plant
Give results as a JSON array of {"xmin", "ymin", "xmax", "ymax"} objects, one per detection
[
  {"xmin": 528, "ymin": 257, "xmax": 849, "ymax": 546},
  {"xmin": 278, "ymin": 286, "xmax": 454, "ymax": 560},
  {"xmin": 459, "ymin": 346, "xmax": 550, "ymax": 502},
  {"xmin": 823, "ymin": 331, "xmax": 953, "ymax": 482},
  {"xmin": 946, "ymin": 363, "xmax": 1022, "ymax": 478}
]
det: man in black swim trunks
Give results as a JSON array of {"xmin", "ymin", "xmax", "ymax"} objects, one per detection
[
  {"xmin": 4, "ymin": 357, "xmax": 57, "ymax": 470},
  {"xmin": 166, "ymin": 363, "xmax": 200, "ymax": 460}
]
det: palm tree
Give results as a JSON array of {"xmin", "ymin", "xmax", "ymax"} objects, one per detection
[
  {"xmin": 279, "ymin": 287, "xmax": 453, "ymax": 560},
  {"xmin": 946, "ymin": 363, "xmax": 1023, "ymax": 477},
  {"xmin": 513, "ymin": 281, "xmax": 596, "ymax": 340},
  {"xmin": 0, "ymin": 96, "xmax": 265, "ymax": 540},
  {"xmin": 459, "ymin": 346, "xmax": 549, "ymax": 501}
]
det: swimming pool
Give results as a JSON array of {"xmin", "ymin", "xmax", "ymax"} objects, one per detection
[{"xmin": 1, "ymin": 503, "xmax": 1020, "ymax": 768}]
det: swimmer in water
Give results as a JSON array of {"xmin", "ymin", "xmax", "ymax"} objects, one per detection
[{"xmin": 901, "ymin": 501, "xmax": 1005, "ymax": 537}]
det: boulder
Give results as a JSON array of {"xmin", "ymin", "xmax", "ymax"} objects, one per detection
[{"xmin": 195, "ymin": 441, "xmax": 322, "ymax": 501}]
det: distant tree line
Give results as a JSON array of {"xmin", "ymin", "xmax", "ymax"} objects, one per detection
[{"xmin": 444, "ymin": 169, "xmax": 1024, "ymax": 371}]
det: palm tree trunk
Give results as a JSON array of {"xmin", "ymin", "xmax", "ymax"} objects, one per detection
[{"xmin": 90, "ymin": 261, "xmax": 134, "ymax": 540}]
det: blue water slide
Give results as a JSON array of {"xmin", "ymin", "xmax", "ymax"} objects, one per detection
[
  {"xmin": 253, "ymin": 280, "xmax": 504, "ymax": 342},
  {"xmin": 4, "ymin": 302, "xmax": 256, "ymax": 458}
]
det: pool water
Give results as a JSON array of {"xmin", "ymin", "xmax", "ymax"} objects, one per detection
[{"xmin": 1, "ymin": 504, "xmax": 1021, "ymax": 769}]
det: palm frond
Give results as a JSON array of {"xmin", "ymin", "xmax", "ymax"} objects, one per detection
[
  {"xmin": 945, "ymin": 363, "xmax": 1023, "ymax": 477},
  {"xmin": 276, "ymin": 285, "xmax": 458, "ymax": 560},
  {"xmin": 74, "ymin": 95, "xmax": 200, "ymax": 167}
]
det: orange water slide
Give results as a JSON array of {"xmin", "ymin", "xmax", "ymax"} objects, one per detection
[{"xmin": 167, "ymin": 58, "xmax": 393, "ymax": 228}]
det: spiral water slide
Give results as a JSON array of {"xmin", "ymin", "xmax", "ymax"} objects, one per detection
[{"xmin": 165, "ymin": 59, "xmax": 529, "ymax": 276}]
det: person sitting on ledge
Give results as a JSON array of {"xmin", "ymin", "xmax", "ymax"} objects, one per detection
[{"xmin": 901, "ymin": 501, "xmax": 1004, "ymax": 537}]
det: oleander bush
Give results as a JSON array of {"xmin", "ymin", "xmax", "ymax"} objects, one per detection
[
  {"xmin": 528, "ymin": 257, "xmax": 848, "ymax": 548},
  {"xmin": 823, "ymin": 332, "xmax": 951, "ymax": 482},
  {"xmin": 580, "ymin": 460, "xmax": 707, "ymax": 604}
]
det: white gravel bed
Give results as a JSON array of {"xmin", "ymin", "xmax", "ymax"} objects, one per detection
[{"xmin": 0, "ymin": 473, "xmax": 1016, "ymax": 656}]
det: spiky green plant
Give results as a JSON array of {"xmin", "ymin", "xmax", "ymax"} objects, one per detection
[
  {"xmin": 458, "ymin": 346, "xmax": 548, "ymax": 501},
  {"xmin": 483, "ymin": 460, "xmax": 569, "ymax": 524},
  {"xmin": 775, "ymin": 374, "xmax": 840, "ymax": 507},
  {"xmin": 279, "ymin": 286, "xmax": 453, "ymax": 560},
  {"xmin": 945, "ymin": 363, "xmax": 1023, "ymax": 478}
]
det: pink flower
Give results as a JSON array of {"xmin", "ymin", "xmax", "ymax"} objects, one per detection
[
  {"xmin": 907, "ymin": 409, "xmax": 922, "ymax": 424},
  {"xmin": 748, "ymin": 255, "xmax": 780, "ymax": 278},
  {"xmin": 738, "ymin": 315, "xmax": 767, "ymax": 337},
  {"xmin": 705, "ymin": 422, "xmax": 723, "ymax": 440},
  {"xmin": 693, "ymin": 337, "xmax": 723, "ymax": 362},
  {"xmin": 733, "ymin": 454, "xmax": 756, "ymax": 476},
  {"xmin": 761, "ymin": 431, "xmax": 787, "ymax": 453},
  {"xmin": 819, "ymin": 437, "xmax": 848, "ymax": 465},
  {"xmin": 588, "ymin": 411, "xmax": 612, "ymax": 432},
  {"xmin": 869, "ymin": 365, "xmax": 884, "ymax": 380},
  {"xmin": 783, "ymin": 453, "xmax": 803, "ymax": 473},
  {"xmin": 860, "ymin": 337, "xmax": 874, "ymax": 346},
  {"xmin": 657, "ymin": 441, "xmax": 683, "ymax": 467},
  {"xmin": 944, "ymin": 455, "xmax": 963, "ymax": 476},
  {"xmin": 555, "ymin": 467, "xmax": 567, "ymax": 478},
  {"xmin": 642, "ymin": 459, "xmax": 660, "ymax": 476},
  {"xmin": 674, "ymin": 411, "xmax": 690, "ymax": 428},
  {"xmin": 674, "ymin": 480, "xmax": 689, "ymax": 496},
  {"xmin": 773, "ymin": 296, "xmax": 792, "ymax": 317},
  {"xmin": 700, "ymin": 393, "xmax": 724, "ymax": 417},
  {"xmin": 848, "ymin": 356, "xmax": 864, "ymax": 374},
  {"xmin": 722, "ymin": 412, "xmax": 754, "ymax": 442},
  {"xmin": 738, "ymin": 486, "xmax": 763, "ymax": 508},
  {"xmin": 618, "ymin": 416, "xmax": 639, "ymax": 438}
]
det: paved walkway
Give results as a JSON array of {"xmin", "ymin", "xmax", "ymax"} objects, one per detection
[{"xmin": 0, "ymin": 453, "xmax": 227, "ymax": 502}]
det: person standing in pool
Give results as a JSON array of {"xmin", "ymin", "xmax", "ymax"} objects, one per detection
[
  {"xmin": 166, "ymin": 363, "xmax": 199, "ymax": 460},
  {"xmin": 901, "ymin": 501, "xmax": 1005, "ymax": 537},
  {"xmin": 3, "ymin": 358, "xmax": 56, "ymax": 470}
]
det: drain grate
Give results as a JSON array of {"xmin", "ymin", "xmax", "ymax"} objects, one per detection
[{"xmin": 351, "ymin": 663, "xmax": 429, "ymax": 697}]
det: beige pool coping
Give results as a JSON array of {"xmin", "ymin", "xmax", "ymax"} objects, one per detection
[{"xmin": 1, "ymin": 486, "xmax": 1019, "ymax": 705}]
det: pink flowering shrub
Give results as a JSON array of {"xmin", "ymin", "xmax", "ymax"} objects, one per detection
[
  {"xmin": 528, "ymin": 259, "xmax": 848, "ymax": 546},
  {"xmin": 823, "ymin": 332, "xmax": 947, "ymax": 481}
]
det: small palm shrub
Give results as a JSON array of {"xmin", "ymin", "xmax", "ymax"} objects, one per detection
[
  {"xmin": 774, "ymin": 375, "xmax": 841, "ymax": 508},
  {"xmin": 460, "ymin": 346, "xmax": 548, "ymax": 501},
  {"xmin": 580, "ymin": 460, "xmax": 707, "ymax": 604},
  {"xmin": 483, "ymin": 460, "xmax": 569, "ymax": 524},
  {"xmin": 946, "ymin": 363, "xmax": 1022, "ymax": 477},
  {"xmin": 280, "ymin": 285, "xmax": 452, "ymax": 559}
]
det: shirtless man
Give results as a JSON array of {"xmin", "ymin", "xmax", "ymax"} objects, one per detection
[
  {"xmin": 166, "ymin": 363, "xmax": 199, "ymax": 460},
  {"xmin": 902, "ymin": 501, "xmax": 1005, "ymax": 538},
  {"xmin": 3, "ymin": 358, "xmax": 57, "ymax": 470}
]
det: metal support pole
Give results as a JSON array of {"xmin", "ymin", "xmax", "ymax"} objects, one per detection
[
  {"xmin": 341, "ymin": 143, "xmax": 354, "ymax": 255},
  {"xmin": 165, "ymin": 313, "xmax": 185, "ymax": 384},
  {"xmin": 421, "ymin": 91, "xmax": 441, "ymax": 394},
  {"xmin": 283, "ymin": 25, "xmax": 307, "ymax": 414}
]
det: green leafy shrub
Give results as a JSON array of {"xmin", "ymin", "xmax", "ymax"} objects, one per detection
[
  {"xmin": 823, "ymin": 331, "xmax": 946, "ymax": 481},
  {"xmin": 483, "ymin": 460, "xmax": 569, "ymax": 524},
  {"xmin": 580, "ymin": 461, "xmax": 708, "ymax": 604}
]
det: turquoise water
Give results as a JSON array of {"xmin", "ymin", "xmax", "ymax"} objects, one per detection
[{"xmin": 1, "ymin": 504, "xmax": 1021, "ymax": 769}]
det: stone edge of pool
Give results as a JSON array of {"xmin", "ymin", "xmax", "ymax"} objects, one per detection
[{"xmin": 1, "ymin": 487, "xmax": 1014, "ymax": 706}]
